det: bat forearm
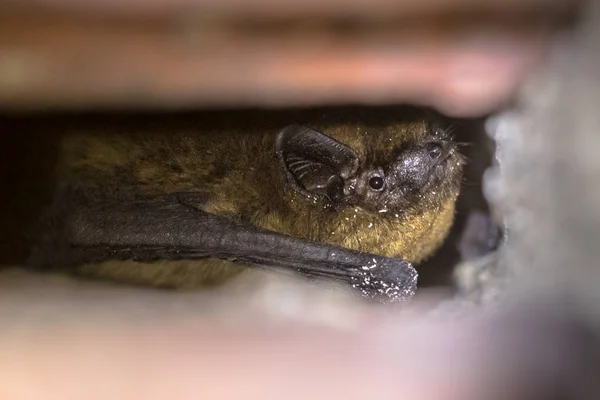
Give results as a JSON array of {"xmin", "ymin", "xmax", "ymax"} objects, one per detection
[{"xmin": 29, "ymin": 190, "xmax": 418, "ymax": 303}]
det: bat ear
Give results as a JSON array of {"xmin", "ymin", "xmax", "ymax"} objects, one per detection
[{"xmin": 276, "ymin": 125, "xmax": 358, "ymax": 205}]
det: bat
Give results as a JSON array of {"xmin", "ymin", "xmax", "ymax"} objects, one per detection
[{"xmin": 28, "ymin": 108, "xmax": 464, "ymax": 302}]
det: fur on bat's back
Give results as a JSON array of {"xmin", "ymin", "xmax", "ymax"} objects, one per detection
[
  {"xmin": 60, "ymin": 128, "xmax": 279, "ymax": 287},
  {"xmin": 60, "ymin": 117, "xmax": 460, "ymax": 288}
]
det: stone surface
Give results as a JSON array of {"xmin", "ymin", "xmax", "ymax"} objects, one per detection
[{"xmin": 451, "ymin": 1, "xmax": 600, "ymax": 321}]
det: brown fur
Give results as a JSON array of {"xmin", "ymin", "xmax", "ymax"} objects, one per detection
[{"xmin": 59, "ymin": 114, "xmax": 463, "ymax": 288}]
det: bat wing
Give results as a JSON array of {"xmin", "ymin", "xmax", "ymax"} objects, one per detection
[{"xmin": 28, "ymin": 186, "xmax": 417, "ymax": 303}]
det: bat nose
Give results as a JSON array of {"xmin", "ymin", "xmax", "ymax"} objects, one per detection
[
  {"xmin": 392, "ymin": 141, "xmax": 454, "ymax": 190},
  {"xmin": 425, "ymin": 142, "xmax": 451, "ymax": 162},
  {"xmin": 426, "ymin": 142, "xmax": 443, "ymax": 159}
]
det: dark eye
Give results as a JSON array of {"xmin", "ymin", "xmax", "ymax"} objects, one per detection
[{"xmin": 368, "ymin": 176, "xmax": 385, "ymax": 191}]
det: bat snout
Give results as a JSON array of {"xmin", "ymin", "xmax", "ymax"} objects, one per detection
[{"xmin": 389, "ymin": 139, "xmax": 459, "ymax": 194}]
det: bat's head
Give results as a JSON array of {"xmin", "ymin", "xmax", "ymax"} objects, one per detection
[{"xmin": 276, "ymin": 120, "xmax": 464, "ymax": 215}]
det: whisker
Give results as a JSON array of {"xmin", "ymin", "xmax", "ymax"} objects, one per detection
[{"xmin": 455, "ymin": 142, "xmax": 473, "ymax": 148}]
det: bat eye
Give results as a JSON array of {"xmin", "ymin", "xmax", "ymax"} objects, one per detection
[{"xmin": 368, "ymin": 176, "xmax": 385, "ymax": 191}]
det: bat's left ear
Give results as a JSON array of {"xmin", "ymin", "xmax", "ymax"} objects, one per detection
[{"xmin": 276, "ymin": 125, "xmax": 358, "ymax": 206}]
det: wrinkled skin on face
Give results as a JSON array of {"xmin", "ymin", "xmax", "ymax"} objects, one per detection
[{"xmin": 342, "ymin": 130, "xmax": 461, "ymax": 215}]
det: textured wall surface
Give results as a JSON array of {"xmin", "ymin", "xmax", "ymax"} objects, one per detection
[
  {"xmin": 452, "ymin": 1, "xmax": 600, "ymax": 320},
  {"xmin": 0, "ymin": 1, "xmax": 567, "ymax": 115}
]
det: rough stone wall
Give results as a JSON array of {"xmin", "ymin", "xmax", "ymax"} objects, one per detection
[{"xmin": 454, "ymin": 1, "xmax": 600, "ymax": 320}]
